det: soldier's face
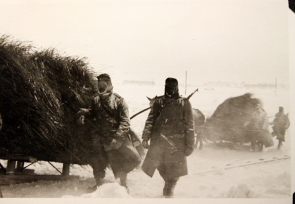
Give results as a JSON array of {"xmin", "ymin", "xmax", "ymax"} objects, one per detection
[
  {"xmin": 98, "ymin": 81, "xmax": 108, "ymax": 94},
  {"xmin": 165, "ymin": 86, "xmax": 176, "ymax": 96}
]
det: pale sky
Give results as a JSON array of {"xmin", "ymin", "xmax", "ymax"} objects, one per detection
[{"xmin": 0, "ymin": 0, "xmax": 290, "ymax": 85}]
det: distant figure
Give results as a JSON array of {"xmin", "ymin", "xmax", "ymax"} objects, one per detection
[
  {"xmin": 271, "ymin": 107, "xmax": 290, "ymax": 150},
  {"xmin": 193, "ymin": 109, "xmax": 205, "ymax": 150},
  {"xmin": 141, "ymin": 77, "xmax": 195, "ymax": 198},
  {"xmin": 247, "ymin": 104, "xmax": 270, "ymax": 151}
]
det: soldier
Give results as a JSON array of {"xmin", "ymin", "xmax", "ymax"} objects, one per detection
[
  {"xmin": 141, "ymin": 77, "xmax": 195, "ymax": 198},
  {"xmin": 77, "ymin": 73, "xmax": 141, "ymax": 193},
  {"xmin": 248, "ymin": 104, "xmax": 270, "ymax": 151},
  {"xmin": 271, "ymin": 107, "xmax": 290, "ymax": 150},
  {"xmin": 193, "ymin": 109, "xmax": 205, "ymax": 150}
]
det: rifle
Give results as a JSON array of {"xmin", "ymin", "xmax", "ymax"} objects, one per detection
[
  {"xmin": 187, "ymin": 88, "xmax": 198, "ymax": 100},
  {"xmin": 130, "ymin": 88, "xmax": 198, "ymax": 120}
]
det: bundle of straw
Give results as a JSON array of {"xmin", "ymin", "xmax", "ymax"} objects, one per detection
[
  {"xmin": 0, "ymin": 35, "xmax": 100, "ymax": 164},
  {"xmin": 202, "ymin": 93, "xmax": 262, "ymax": 143}
]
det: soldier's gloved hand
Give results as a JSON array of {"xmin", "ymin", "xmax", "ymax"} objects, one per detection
[
  {"xmin": 76, "ymin": 108, "xmax": 89, "ymax": 125},
  {"xmin": 109, "ymin": 138, "xmax": 122, "ymax": 149},
  {"xmin": 142, "ymin": 139, "xmax": 150, "ymax": 149},
  {"xmin": 184, "ymin": 146, "xmax": 194, "ymax": 156},
  {"xmin": 94, "ymin": 96, "xmax": 100, "ymax": 104},
  {"xmin": 76, "ymin": 115, "xmax": 85, "ymax": 125}
]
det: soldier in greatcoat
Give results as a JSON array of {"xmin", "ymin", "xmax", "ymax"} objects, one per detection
[
  {"xmin": 271, "ymin": 106, "xmax": 290, "ymax": 149},
  {"xmin": 141, "ymin": 77, "xmax": 195, "ymax": 198},
  {"xmin": 246, "ymin": 104, "xmax": 271, "ymax": 151},
  {"xmin": 77, "ymin": 73, "xmax": 141, "ymax": 192}
]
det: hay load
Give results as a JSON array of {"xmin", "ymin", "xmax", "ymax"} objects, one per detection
[
  {"xmin": 0, "ymin": 35, "xmax": 98, "ymax": 164},
  {"xmin": 202, "ymin": 93, "xmax": 265, "ymax": 144}
]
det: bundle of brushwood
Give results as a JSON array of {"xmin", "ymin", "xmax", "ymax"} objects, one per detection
[
  {"xmin": 202, "ymin": 93, "xmax": 264, "ymax": 144},
  {"xmin": 0, "ymin": 35, "xmax": 101, "ymax": 165}
]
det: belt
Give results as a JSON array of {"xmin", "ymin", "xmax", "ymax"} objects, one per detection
[{"xmin": 166, "ymin": 134, "xmax": 185, "ymax": 139}]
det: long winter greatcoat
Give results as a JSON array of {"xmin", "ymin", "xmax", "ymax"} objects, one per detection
[
  {"xmin": 272, "ymin": 112, "xmax": 290, "ymax": 141},
  {"xmin": 141, "ymin": 96, "xmax": 195, "ymax": 179},
  {"xmin": 83, "ymin": 92, "xmax": 141, "ymax": 177},
  {"xmin": 247, "ymin": 107, "xmax": 274, "ymax": 147}
]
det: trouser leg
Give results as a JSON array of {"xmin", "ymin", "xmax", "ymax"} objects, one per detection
[
  {"xmin": 164, "ymin": 177, "xmax": 179, "ymax": 198},
  {"xmin": 195, "ymin": 136, "xmax": 199, "ymax": 148},
  {"xmin": 258, "ymin": 142, "xmax": 263, "ymax": 151},
  {"xmin": 250, "ymin": 141, "xmax": 256, "ymax": 151},
  {"xmin": 119, "ymin": 172, "xmax": 129, "ymax": 193},
  {"xmin": 277, "ymin": 140, "xmax": 283, "ymax": 149},
  {"xmin": 157, "ymin": 161, "xmax": 169, "ymax": 196},
  {"xmin": 85, "ymin": 160, "xmax": 106, "ymax": 193},
  {"xmin": 163, "ymin": 179, "xmax": 169, "ymax": 196},
  {"xmin": 250, "ymin": 133, "xmax": 258, "ymax": 151},
  {"xmin": 105, "ymin": 149, "xmax": 130, "ymax": 192},
  {"xmin": 119, "ymin": 173, "xmax": 127, "ymax": 187},
  {"xmin": 158, "ymin": 163, "xmax": 179, "ymax": 198},
  {"xmin": 199, "ymin": 137, "xmax": 203, "ymax": 150},
  {"xmin": 90, "ymin": 138, "xmax": 108, "ymax": 186},
  {"xmin": 91, "ymin": 162, "xmax": 106, "ymax": 186}
]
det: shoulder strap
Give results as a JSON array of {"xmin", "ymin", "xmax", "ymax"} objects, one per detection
[
  {"xmin": 100, "ymin": 100, "xmax": 115, "ymax": 118},
  {"xmin": 100, "ymin": 97, "xmax": 115, "ymax": 118},
  {"xmin": 156, "ymin": 96, "xmax": 182, "ymax": 117}
]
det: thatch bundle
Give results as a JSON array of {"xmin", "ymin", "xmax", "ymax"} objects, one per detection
[
  {"xmin": 202, "ymin": 93, "xmax": 262, "ymax": 144},
  {"xmin": 0, "ymin": 35, "xmax": 99, "ymax": 164}
]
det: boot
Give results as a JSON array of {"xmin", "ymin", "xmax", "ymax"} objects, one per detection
[
  {"xmin": 86, "ymin": 184, "xmax": 98, "ymax": 193},
  {"xmin": 163, "ymin": 178, "xmax": 179, "ymax": 198},
  {"xmin": 199, "ymin": 139, "xmax": 203, "ymax": 150},
  {"xmin": 164, "ymin": 182, "xmax": 177, "ymax": 198},
  {"xmin": 86, "ymin": 178, "xmax": 105, "ymax": 193},
  {"xmin": 277, "ymin": 141, "xmax": 282, "ymax": 150},
  {"xmin": 258, "ymin": 143, "xmax": 263, "ymax": 152},
  {"xmin": 163, "ymin": 182, "xmax": 169, "ymax": 197}
]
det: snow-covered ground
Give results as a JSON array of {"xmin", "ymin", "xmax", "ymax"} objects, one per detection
[{"xmin": 0, "ymin": 84, "xmax": 292, "ymax": 203}]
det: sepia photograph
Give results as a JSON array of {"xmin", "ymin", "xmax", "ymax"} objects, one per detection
[{"xmin": 0, "ymin": 0, "xmax": 293, "ymax": 203}]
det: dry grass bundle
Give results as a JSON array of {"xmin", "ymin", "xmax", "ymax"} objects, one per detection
[
  {"xmin": 202, "ymin": 93, "xmax": 262, "ymax": 143},
  {"xmin": 0, "ymin": 35, "xmax": 100, "ymax": 164}
]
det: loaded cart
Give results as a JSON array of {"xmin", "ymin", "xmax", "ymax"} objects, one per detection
[
  {"xmin": 0, "ymin": 152, "xmax": 77, "ymax": 185},
  {"xmin": 0, "ymin": 36, "xmax": 98, "ymax": 185}
]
